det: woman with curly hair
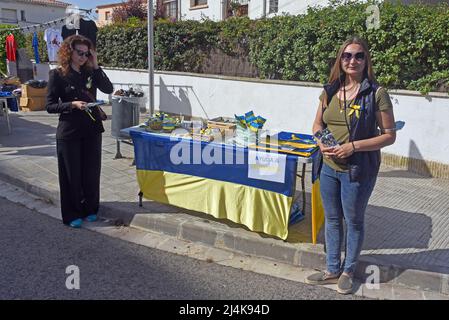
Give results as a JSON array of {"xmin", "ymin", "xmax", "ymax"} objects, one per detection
[{"xmin": 46, "ymin": 35, "xmax": 113, "ymax": 228}]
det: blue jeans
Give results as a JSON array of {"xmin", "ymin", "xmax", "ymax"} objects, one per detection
[{"xmin": 320, "ymin": 163, "xmax": 377, "ymax": 275}]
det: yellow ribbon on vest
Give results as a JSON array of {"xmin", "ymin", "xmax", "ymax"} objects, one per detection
[{"xmin": 348, "ymin": 104, "xmax": 362, "ymax": 119}]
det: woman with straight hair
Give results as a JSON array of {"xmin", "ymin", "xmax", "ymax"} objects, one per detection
[
  {"xmin": 305, "ymin": 36, "xmax": 396, "ymax": 294},
  {"xmin": 46, "ymin": 35, "xmax": 113, "ymax": 228}
]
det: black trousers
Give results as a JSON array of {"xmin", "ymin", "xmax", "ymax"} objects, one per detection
[{"xmin": 56, "ymin": 134, "xmax": 102, "ymax": 224}]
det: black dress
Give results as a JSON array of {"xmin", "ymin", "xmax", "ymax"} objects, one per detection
[{"xmin": 46, "ymin": 66, "xmax": 113, "ymax": 224}]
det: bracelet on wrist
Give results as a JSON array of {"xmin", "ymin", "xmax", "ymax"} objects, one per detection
[{"xmin": 351, "ymin": 141, "xmax": 356, "ymax": 153}]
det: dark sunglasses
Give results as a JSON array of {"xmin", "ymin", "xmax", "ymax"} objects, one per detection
[
  {"xmin": 341, "ymin": 52, "xmax": 365, "ymax": 62},
  {"xmin": 75, "ymin": 49, "xmax": 91, "ymax": 58}
]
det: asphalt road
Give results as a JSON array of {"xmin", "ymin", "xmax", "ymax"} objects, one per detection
[{"xmin": 0, "ymin": 196, "xmax": 364, "ymax": 302}]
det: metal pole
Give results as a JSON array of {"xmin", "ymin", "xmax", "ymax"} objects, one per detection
[{"xmin": 147, "ymin": 0, "xmax": 154, "ymax": 115}]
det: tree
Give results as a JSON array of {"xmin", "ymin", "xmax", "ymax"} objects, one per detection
[
  {"xmin": 112, "ymin": 0, "xmax": 147, "ymax": 23},
  {"xmin": 112, "ymin": 0, "xmax": 167, "ymax": 23}
]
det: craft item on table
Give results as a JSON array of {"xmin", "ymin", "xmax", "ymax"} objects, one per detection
[
  {"xmin": 233, "ymin": 111, "xmax": 267, "ymax": 146},
  {"xmin": 181, "ymin": 120, "xmax": 193, "ymax": 130},
  {"xmin": 191, "ymin": 127, "xmax": 216, "ymax": 142},
  {"xmin": 191, "ymin": 133, "xmax": 214, "ymax": 142},
  {"xmin": 162, "ymin": 122, "xmax": 176, "ymax": 133},
  {"xmin": 141, "ymin": 112, "xmax": 181, "ymax": 132},
  {"xmin": 251, "ymin": 132, "xmax": 319, "ymax": 157}
]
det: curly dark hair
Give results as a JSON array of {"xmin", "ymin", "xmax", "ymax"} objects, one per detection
[{"xmin": 57, "ymin": 35, "xmax": 94, "ymax": 77}]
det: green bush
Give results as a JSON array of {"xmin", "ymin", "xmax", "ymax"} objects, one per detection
[
  {"xmin": 24, "ymin": 31, "xmax": 48, "ymax": 63},
  {"xmin": 97, "ymin": 21, "xmax": 149, "ymax": 69}
]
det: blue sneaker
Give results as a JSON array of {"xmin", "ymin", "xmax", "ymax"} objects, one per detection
[
  {"xmin": 69, "ymin": 218, "xmax": 83, "ymax": 228},
  {"xmin": 85, "ymin": 214, "xmax": 97, "ymax": 222}
]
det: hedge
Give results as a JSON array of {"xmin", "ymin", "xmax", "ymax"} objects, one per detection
[
  {"xmin": 24, "ymin": 31, "xmax": 48, "ymax": 64},
  {"xmin": 4, "ymin": 0, "xmax": 449, "ymax": 94}
]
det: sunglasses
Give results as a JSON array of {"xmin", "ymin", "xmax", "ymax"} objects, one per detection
[
  {"xmin": 75, "ymin": 49, "xmax": 91, "ymax": 58},
  {"xmin": 341, "ymin": 52, "xmax": 365, "ymax": 62}
]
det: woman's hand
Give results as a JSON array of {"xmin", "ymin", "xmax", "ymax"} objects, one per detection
[
  {"xmin": 333, "ymin": 143, "xmax": 355, "ymax": 159},
  {"xmin": 71, "ymin": 101, "xmax": 88, "ymax": 110},
  {"xmin": 319, "ymin": 143, "xmax": 337, "ymax": 158},
  {"xmin": 89, "ymin": 49, "xmax": 99, "ymax": 69}
]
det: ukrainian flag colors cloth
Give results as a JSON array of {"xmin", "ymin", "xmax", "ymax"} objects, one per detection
[{"xmin": 130, "ymin": 128, "xmax": 324, "ymax": 241}]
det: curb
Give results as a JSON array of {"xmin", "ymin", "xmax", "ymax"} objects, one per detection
[
  {"xmin": 118, "ymin": 210, "xmax": 449, "ymax": 297},
  {"xmin": 1, "ymin": 170, "xmax": 448, "ymax": 297}
]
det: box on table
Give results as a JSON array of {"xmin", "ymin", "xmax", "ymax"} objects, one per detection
[
  {"xmin": 207, "ymin": 116, "xmax": 237, "ymax": 140},
  {"xmin": 21, "ymin": 84, "xmax": 47, "ymax": 98},
  {"xmin": 207, "ymin": 117, "xmax": 237, "ymax": 130},
  {"xmin": 19, "ymin": 97, "xmax": 46, "ymax": 111}
]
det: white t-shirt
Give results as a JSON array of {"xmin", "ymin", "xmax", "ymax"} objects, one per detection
[{"xmin": 44, "ymin": 28, "xmax": 63, "ymax": 62}]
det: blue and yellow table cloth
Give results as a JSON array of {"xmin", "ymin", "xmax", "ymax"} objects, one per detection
[{"xmin": 129, "ymin": 128, "xmax": 324, "ymax": 242}]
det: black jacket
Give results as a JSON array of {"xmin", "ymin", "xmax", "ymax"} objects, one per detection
[{"xmin": 46, "ymin": 66, "xmax": 113, "ymax": 140}]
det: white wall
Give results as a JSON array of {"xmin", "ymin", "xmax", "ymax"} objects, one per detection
[
  {"xmin": 0, "ymin": 0, "xmax": 67, "ymax": 29},
  {"xmin": 97, "ymin": 67, "xmax": 449, "ymax": 165},
  {"xmin": 177, "ymin": 0, "xmax": 332, "ymax": 21},
  {"xmin": 248, "ymin": 0, "xmax": 331, "ymax": 19},
  {"xmin": 179, "ymin": 0, "xmax": 224, "ymax": 21}
]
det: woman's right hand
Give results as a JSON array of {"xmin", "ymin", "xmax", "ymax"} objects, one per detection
[
  {"xmin": 71, "ymin": 101, "xmax": 88, "ymax": 110},
  {"xmin": 319, "ymin": 143, "xmax": 337, "ymax": 158}
]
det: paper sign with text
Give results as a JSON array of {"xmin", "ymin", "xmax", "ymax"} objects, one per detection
[{"xmin": 248, "ymin": 150, "xmax": 286, "ymax": 183}]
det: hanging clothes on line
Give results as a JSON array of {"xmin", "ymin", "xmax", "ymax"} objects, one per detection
[
  {"xmin": 32, "ymin": 32, "xmax": 40, "ymax": 64},
  {"xmin": 44, "ymin": 27, "xmax": 63, "ymax": 63},
  {"xmin": 5, "ymin": 33, "xmax": 17, "ymax": 62},
  {"xmin": 62, "ymin": 18, "xmax": 98, "ymax": 48}
]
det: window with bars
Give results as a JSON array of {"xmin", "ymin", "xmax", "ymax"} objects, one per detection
[
  {"xmin": 164, "ymin": 0, "xmax": 178, "ymax": 19},
  {"xmin": 1, "ymin": 9, "xmax": 18, "ymax": 24},
  {"xmin": 191, "ymin": 0, "xmax": 207, "ymax": 7},
  {"xmin": 268, "ymin": 0, "xmax": 279, "ymax": 14}
]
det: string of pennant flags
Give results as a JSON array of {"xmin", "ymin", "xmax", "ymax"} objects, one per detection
[{"xmin": 2, "ymin": 9, "xmax": 93, "ymax": 32}]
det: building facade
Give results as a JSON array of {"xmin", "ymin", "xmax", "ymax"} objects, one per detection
[
  {"xmin": 0, "ymin": 0, "xmax": 70, "ymax": 27},
  {"xmin": 176, "ymin": 0, "xmax": 447, "ymax": 21},
  {"xmin": 95, "ymin": 2, "xmax": 123, "ymax": 26},
  {"xmin": 95, "ymin": 0, "xmax": 447, "ymax": 25},
  {"xmin": 248, "ymin": 0, "xmax": 330, "ymax": 19},
  {"xmin": 178, "ymin": 0, "xmax": 330, "ymax": 21}
]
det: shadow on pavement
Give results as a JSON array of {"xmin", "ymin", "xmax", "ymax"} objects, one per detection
[
  {"xmin": 0, "ymin": 113, "xmax": 57, "ymax": 152},
  {"xmin": 377, "ymin": 170, "xmax": 432, "ymax": 179}
]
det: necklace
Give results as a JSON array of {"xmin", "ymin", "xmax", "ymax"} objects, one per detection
[
  {"xmin": 340, "ymin": 83, "xmax": 357, "ymax": 92},
  {"xmin": 338, "ymin": 98, "xmax": 353, "ymax": 113},
  {"xmin": 338, "ymin": 83, "xmax": 360, "ymax": 104}
]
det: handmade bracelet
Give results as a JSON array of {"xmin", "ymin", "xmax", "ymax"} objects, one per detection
[
  {"xmin": 351, "ymin": 141, "xmax": 356, "ymax": 153},
  {"xmin": 381, "ymin": 128, "xmax": 396, "ymax": 133}
]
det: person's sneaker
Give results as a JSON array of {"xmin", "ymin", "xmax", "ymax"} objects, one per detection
[
  {"xmin": 305, "ymin": 271, "xmax": 340, "ymax": 285},
  {"xmin": 337, "ymin": 273, "xmax": 354, "ymax": 294},
  {"xmin": 85, "ymin": 214, "xmax": 97, "ymax": 222},
  {"xmin": 69, "ymin": 218, "xmax": 83, "ymax": 228}
]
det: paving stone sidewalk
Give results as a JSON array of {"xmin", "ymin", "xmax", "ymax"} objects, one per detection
[{"xmin": 1, "ymin": 108, "xmax": 448, "ymax": 296}]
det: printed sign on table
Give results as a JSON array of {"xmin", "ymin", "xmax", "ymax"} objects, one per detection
[{"xmin": 248, "ymin": 150, "xmax": 286, "ymax": 183}]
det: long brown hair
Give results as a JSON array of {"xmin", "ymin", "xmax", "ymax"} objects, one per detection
[
  {"xmin": 328, "ymin": 36, "xmax": 376, "ymax": 84},
  {"xmin": 57, "ymin": 35, "xmax": 94, "ymax": 77}
]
